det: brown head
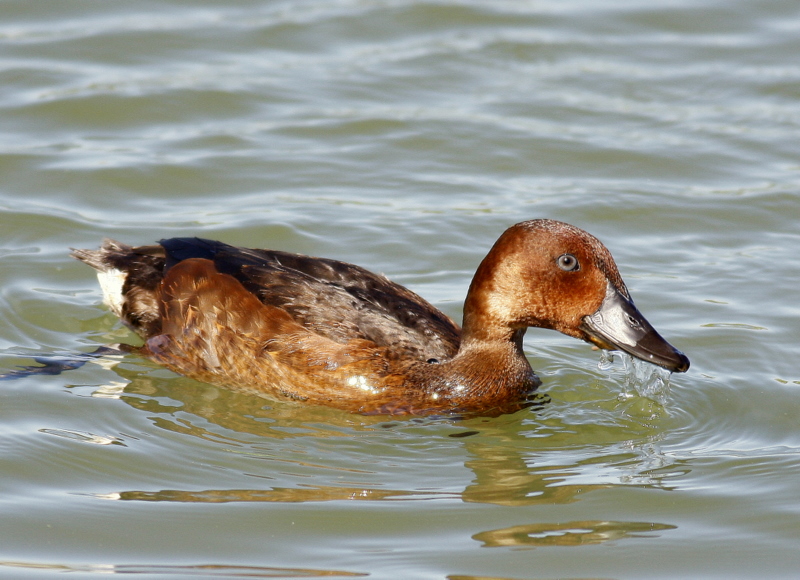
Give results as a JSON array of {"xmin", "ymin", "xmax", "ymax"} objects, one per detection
[{"xmin": 462, "ymin": 219, "xmax": 689, "ymax": 373}]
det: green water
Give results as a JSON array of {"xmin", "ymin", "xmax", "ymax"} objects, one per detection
[{"xmin": 1, "ymin": 0, "xmax": 799, "ymax": 578}]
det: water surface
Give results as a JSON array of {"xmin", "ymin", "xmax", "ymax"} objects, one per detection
[{"xmin": 1, "ymin": 0, "xmax": 799, "ymax": 578}]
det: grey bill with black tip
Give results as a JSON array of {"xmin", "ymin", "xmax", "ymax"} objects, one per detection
[{"xmin": 580, "ymin": 283, "xmax": 690, "ymax": 373}]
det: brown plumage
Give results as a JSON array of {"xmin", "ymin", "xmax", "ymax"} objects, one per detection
[{"xmin": 72, "ymin": 219, "xmax": 689, "ymax": 415}]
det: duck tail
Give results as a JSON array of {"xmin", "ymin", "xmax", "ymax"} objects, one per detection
[{"xmin": 71, "ymin": 240, "xmax": 166, "ymax": 338}]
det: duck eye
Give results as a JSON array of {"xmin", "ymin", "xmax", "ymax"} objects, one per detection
[{"xmin": 557, "ymin": 253, "xmax": 579, "ymax": 272}]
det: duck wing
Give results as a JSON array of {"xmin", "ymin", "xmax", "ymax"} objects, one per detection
[
  {"xmin": 159, "ymin": 238, "xmax": 462, "ymax": 362},
  {"xmin": 147, "ymin": 257, "xmax": 405, "ymax": 408}
]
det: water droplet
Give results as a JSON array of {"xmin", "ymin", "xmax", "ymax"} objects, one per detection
[{"xmin": 597, "ymin": 350, "xmax": 615, "ymax": 371}]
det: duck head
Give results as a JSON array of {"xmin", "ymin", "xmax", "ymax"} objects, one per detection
[{"xmin": 462, "ymin": 219, "xmax": 689, "ymax": 373}]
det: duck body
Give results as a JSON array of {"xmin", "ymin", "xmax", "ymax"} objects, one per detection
[{"xmin": 72, "ymin": 219, "xmax": 688, "ymax": 415}]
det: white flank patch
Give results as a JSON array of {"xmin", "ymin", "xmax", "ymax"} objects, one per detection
[{"xmin": 96, "ymin": 268, "xmax": 126, "ymax": 317}]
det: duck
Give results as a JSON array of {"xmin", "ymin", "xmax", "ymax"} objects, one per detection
[{"xmin": 71, "ymin": 219, "xmax": 689, "ymax": 415}]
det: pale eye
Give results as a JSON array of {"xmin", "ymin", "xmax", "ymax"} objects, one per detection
[{"xmin": 557, "ymin": 253, "xmax": 580, "ymax": 272}]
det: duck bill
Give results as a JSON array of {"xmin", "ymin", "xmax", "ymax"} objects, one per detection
[{"xmin": 580, "ymin": 284, "xmax": 690, "ymax": 373}]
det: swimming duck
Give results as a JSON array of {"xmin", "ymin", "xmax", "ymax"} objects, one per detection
[{"xmin": 72, "ymin": 219, "xmax": 689, "ymax": 415}]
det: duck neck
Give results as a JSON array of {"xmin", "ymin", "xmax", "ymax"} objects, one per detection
[
  {"xmin": 418, "ymin": 329, "xmax": 538, "ymax": 410},
  {"xmin": 461, "ymin": 324, "xmax": 526, "ymax": 355},
  {"xmin": 460, "ymin": 243, "xmax": 523, "ymax": 347},
  {"xmin": 455, "ymin": 327, "xmax": 531, "ymax": 383},
  {"xmin": 434, "ymin": 233, "xmax": 540, "ymax": 405}
]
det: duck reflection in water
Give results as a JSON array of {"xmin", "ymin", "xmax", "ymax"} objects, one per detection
[{"xmin": 91, "ymin": 359, "xmax": 681, "ymax": 511}]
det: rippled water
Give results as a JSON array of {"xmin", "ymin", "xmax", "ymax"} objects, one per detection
[{"xmin": 2, "ymin": 0, "xmax": 800, "ymax": 578}]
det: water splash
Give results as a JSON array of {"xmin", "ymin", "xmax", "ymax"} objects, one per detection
[
  {"xmin": 597, "ymin": 349, "xmax": 616, "ymax": 372},
  {"xmin": 598, "ymin": 351, "xmax": 673, "ymax": 405}
]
